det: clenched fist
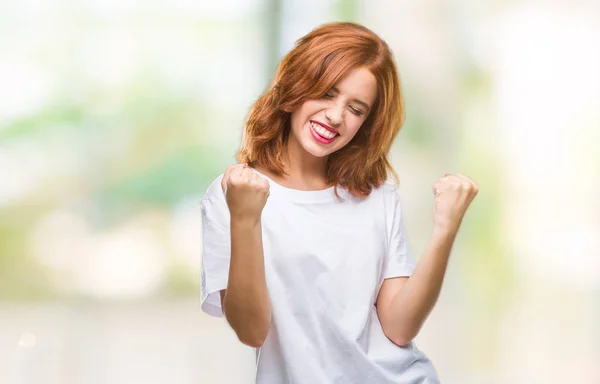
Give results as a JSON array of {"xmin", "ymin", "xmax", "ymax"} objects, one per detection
[
  {"xmin": 432, "ymin": 173, "xmax": 479, "ymax": 232},
  {"xmin": 221, "ymin": 163, "xmax": 270, "ymax": 222}
]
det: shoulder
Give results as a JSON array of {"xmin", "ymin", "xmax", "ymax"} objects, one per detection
[
  {"xmin": 370, "ymin": 182, "xmax": 400, "ymax": 205},
  {"xmin": 342, "ymin": 182, "xmax": 399, "ymax": 207},
  {"xmin": 379, "ymin": 182, "xmax": 399, "ymax": 195},
  {"xmin": 200, "ymin": 173, "xmax": 230, "ymax": 226},
  {"xmin": 343, "ymin": 182, "xmax": 400, "ymax": 215},
  {"xmin": 374, "ymin": 182, "xmax": 404, "ymax": 220},
  {"xmin": 202, "ymin": 173, "xmax": 226, "ymax": 202}
]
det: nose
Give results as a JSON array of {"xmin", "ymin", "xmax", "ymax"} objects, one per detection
[{"xmin": 325, "ymin": 103, "xmax": 343, "ymax": 126}]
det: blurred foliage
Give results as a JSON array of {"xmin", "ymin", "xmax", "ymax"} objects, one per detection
[
  {"xmin": 0, "ymin": 213, "xmax": 56, "ymax": 301},
  {"xmin": 455, "ymin": 62, "xmax": 516, "ymax": 371},
  {"xmin": 336, "ymin": 0, "xmax": 360, "ymax": 22},
  {"xmin": 0, "ymin": 78, "xmax": 229, "ymax": 300},
  {"xmin": 0, "ymin": 1, "xmax": 510, "ymax": 316},
  {"xmin": 159, "ymin": 263, "xmax": 200, "ymax": 298}
]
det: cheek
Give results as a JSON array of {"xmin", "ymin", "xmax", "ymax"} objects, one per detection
[
  {"xmin": 345, "ymin": 117, "xmax": 365, "ymax": 136},
  {"xmin": 292, "ymin": 102, "xmax": 318, "ymax": 127},
  {"xmin": 290, "ymin": 113, "xmax": 304, "ymax": 133}
]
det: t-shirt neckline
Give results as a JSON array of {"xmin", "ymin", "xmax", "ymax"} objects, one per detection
[{"xmin": 250, "ymin": 167, "xmax": 339, "ymax": 203}]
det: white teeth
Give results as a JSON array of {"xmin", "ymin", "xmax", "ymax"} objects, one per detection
[{"xmin": 311, "ymin": 122, "xmax": 337, "ymax": 139}]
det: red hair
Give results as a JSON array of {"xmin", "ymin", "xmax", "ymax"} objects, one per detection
[{"xmin": 236, "ymin": 22, "xmax": 405, "ymax": 199}]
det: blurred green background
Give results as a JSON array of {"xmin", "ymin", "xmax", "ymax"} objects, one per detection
[{"xmin": 1, "ymin": 0, "xmax": 598, "ymax": 383}]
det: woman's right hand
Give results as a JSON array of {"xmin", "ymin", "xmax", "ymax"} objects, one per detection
[{"xmin": 221, "ymin": 163, "xmax": 270, "ymax": 222}]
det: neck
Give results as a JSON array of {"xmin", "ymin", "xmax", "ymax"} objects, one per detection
[
  {"xmin": 283, "ymin": 140, "xmax": 328, "ymax": 183},
  {"xmin": 256, "ymin": 136, "xmax": 331, "ymax": 191}
]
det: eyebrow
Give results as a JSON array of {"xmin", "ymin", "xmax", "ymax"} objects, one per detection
[{"xmin": 331, "ymin": 86, "xmax": 371, "ymax": 112}]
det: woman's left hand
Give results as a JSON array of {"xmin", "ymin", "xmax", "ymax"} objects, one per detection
[{"xmin": 432, "ymin": 173, "xmax": 479, "ymax": 232}]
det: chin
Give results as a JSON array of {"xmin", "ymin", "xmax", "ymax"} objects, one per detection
[{"xmin": 302, "ymin": 140, "xmax": 337, "ymax": 158}]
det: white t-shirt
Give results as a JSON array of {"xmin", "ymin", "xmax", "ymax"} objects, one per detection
[{"xmin": 200, "ymin": 168, "xmax": 440, "ymax": 383}]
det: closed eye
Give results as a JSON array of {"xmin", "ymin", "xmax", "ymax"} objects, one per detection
[
  {"xmin": 322, "ymin": 91, "xmax": 365, "ymax": 116},
  {"xmin": 349, "ymin": 106, "xmax": 363, "ymax": 116}
]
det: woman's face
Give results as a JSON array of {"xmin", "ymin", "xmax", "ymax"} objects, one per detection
[{"xmin": 288, "ymin": 66, "xmax": 378, "ymax": 159}]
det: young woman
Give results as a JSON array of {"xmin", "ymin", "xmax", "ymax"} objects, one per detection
[{"xmin": 200, "ymin": 22, "xmax": 478, "ymax": 383}]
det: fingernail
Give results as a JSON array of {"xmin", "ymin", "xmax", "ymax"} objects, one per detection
[{"xmin": 444, "ymin": 174, "xmax": 450, "ymax": 177}]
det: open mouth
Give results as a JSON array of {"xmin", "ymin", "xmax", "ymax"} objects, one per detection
[{"xmin": 309, "ymin": 121, "xmax": 338, "ymax": 144}]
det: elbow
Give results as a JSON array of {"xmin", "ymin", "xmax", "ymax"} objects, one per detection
[
  {"xmin": 237, "ymin": 330, "xmax": 268, "ymax": 348},
  {"xmin": 235, "ymin": 320, "xmax": 270, "ymax": 348},
  {"xmin": 225, "ymin": 308, "xmax": 271, "ymax": 348},
  {"xmin": 381, "ymin": 318, "xmax": 422, "ymax": 347},
  {"xmin": 222, "ymin": 298, "xmax": 271, "ymax": 348},
  {"xmin": 384, "ymin": 327, "xmax": 417, "ymax": 347},
  {"xmin": 390, "ymin": 334, "xmax": 414, "ymax": 347}
]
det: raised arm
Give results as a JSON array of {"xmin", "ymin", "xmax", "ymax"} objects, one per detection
[
  {"xmin": 377, "ymin": 173, "xmax": 479, "ymax": 346},
  {"xmin": 219, "ymin": 163, "xmax": 271, "ymax": 348}
]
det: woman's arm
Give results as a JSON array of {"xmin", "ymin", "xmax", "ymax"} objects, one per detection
[
  {"xmin": 377, "ymin": 226, "xmax": 457, "ymax": 346},
  {"xmin": 221, "ymin": 217, "xmax": 271, "ymax": 348},
  {"xmin": 377, "ymin": 173, "xmax": 478, "ymax": 346},
  {"xmin": 219, "ymin": 164, "xmax": 272, "ymax": 348}
]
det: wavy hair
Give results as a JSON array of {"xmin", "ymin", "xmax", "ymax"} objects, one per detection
[{"xmin": 236, "ymin": 22, "xmax": 405, "ymax": 199}]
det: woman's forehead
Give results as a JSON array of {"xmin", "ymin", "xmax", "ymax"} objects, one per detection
[{"xmin": 332, "ymin": 67, "xmax": 378, "ymax": 106}]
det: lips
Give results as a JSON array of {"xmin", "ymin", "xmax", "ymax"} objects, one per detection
[
  {"xmin": 309, "ymin": 121, "xmax": 338, "ymax": 144},
  {"xmin": 310, "ymin": 120, "xmax": 338, "ymax": 135}
]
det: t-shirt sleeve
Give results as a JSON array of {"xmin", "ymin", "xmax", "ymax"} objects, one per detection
[
  {"xmin": 384, "ymin": 187, "xmax": 417, "ymax": 279},
  {"xmin": 200, "ymin": 176, "xmax": 231, "ymax": 317}
]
